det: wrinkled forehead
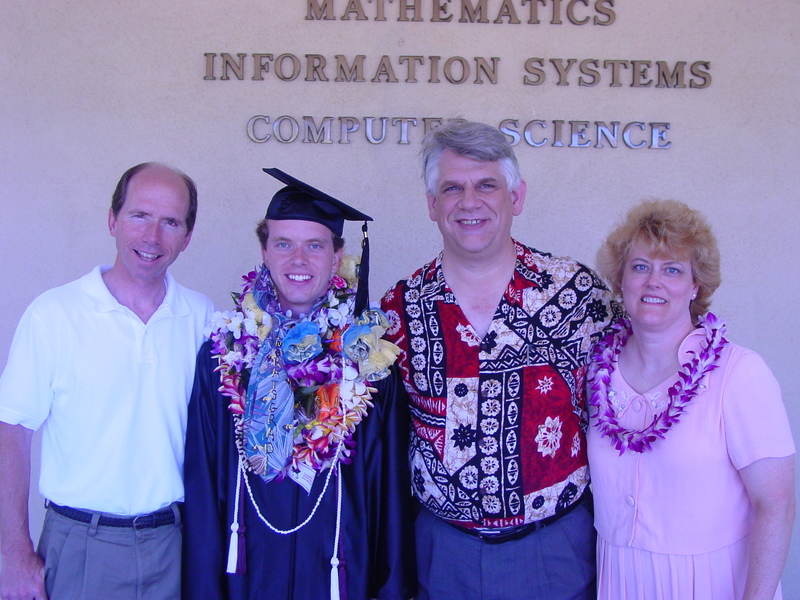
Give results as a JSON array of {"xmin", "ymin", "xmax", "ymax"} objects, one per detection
[
  {"xmin": 123, "ymin": 169, "xmax": 191, "ymax": 218},
  {"xmin": 438, "ymin": 152, "xmax": 505, "ymax": 181}
]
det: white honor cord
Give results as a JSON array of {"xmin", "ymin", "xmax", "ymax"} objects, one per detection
[
  {"xmin": 330, "ymin": 463, "xmax": 343, "ymax": 600},
  {"xmin": 226, "ymin": 458, "xmax": 245, "ymax": 574},
  {"xmin": 242, "ymin": 438, "xmax": 345, "ymax": 535}
]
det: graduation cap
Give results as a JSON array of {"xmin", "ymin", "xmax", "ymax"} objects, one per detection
[
  {"xmin": 263, "ymin": 168, "xmax": 371, "ymax": 237},
  {"xmin": 262, "ymin": 167, "xmax": 373, "ymax": 316}
]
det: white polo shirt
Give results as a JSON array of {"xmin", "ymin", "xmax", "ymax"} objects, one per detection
[{"xmin": 0, "ymin": 266, "xmax": 214, "ymax": 515}]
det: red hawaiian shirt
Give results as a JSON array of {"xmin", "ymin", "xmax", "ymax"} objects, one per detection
[{"xmin": 381, "ymin": 240, "xmax": 616, "ymax": 529}]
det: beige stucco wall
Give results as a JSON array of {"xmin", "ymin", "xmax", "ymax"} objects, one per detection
[{"xmin": 2, "ymin": 0, "xmax": 798, "ymax": 592}]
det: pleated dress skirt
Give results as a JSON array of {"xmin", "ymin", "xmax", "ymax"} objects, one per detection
[{"xmin": 596, "ymin": 535, "xmax": 782, "ymax": 600}]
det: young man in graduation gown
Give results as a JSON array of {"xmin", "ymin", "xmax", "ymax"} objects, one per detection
[{"xmin": 182, "ymin": 168, "xmax": 417, "ymax": 600}]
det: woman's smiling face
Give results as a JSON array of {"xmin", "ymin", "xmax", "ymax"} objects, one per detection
[{"xmin": 621, "ymin": 238, "xmax": 699, "ymax": 334}]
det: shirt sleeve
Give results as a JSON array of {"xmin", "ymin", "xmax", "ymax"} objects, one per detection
[
  {"xmin": 0, "ymin": 302, "xmax": 54, "ymax": 429},
  {"xmin": 591, "ymin": 265, "xmax": 623, "ymax": 332},
  {"xmin": 380, "ymin": 282, "xmax": 405, "ymax": 349},
  {"xmin": 722, "ymin": 346, "xmax": 796, "ymax": 470}
]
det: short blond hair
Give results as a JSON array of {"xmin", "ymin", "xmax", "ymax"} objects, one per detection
[{"xmin": 596, "ymin": 199, "xmax": 720, "ymax": 323}]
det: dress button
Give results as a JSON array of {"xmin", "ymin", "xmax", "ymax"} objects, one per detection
[
  {"xmin": 632, "ymin": 400, "xmax": 642, "ymax": 412},
  {"xmin": 625, "ymin": 496, "xmax": 635, "ymax": 507}
]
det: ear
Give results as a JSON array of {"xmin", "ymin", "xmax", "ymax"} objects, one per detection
[
  {"xmin": 426, "ymin": 194, "xmax": 438, "ymax": 221},
  {"xmin": 510, "ymin": 179, "xmax": 526, "ymax": 216},
  {"xmin": 180, "ymin": 229, "xmax": 193, "ymax": 252},
  {"xmin": 261, "ymin": 246, "xmax": 269, "ymax": 269},
  {"xmin": 331, "ymin": 247, "xmax": 343, "ymax": 276},
  {"xmin": 108, "ymin": 208, "xmax": 117, "ymax": 236}
]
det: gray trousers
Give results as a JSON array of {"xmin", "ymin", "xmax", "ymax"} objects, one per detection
[
  {"xmin": 37, "ymin": 504, "xmax": 181, "ymax": 600},
  {"xmin": 415, "ymin": 503, "xmax": 596, "ymax": 600}
]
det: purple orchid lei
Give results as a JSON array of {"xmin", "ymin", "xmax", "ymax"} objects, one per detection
[{"xmin": 587, "ymin": 312, "xmax": 728, "ymax": 455}]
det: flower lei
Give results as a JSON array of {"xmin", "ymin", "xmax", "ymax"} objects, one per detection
[
  {"xmin": 207, "ymin": 263, "xmax": 401, "ymax": 480},
  {"xmin": 587, "ymin": 312, "xmax": 728, "ymax": 455}
]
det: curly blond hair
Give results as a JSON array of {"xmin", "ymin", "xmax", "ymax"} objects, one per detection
[{"xmin": 596, "ymin": 199, "xmax": 720, "ymax": 323}]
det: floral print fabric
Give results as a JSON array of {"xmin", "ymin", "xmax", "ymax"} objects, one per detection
[{"xmin": 382, "ymin": 241, "xmax": 616, "ymax": 528}]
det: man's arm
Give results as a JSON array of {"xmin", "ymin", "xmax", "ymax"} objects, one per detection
[{"xmin": 0, "ymin": 422, "xmax": 46, "ymax": 600}]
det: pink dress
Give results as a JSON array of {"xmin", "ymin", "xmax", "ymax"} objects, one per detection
[{"xmin": 587, "ymin": 328, "xmax": 795, "ymax": 600}]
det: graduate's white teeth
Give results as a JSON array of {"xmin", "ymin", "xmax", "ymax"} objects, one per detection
[
  {"xmin": 287, "ymin": 274, "xmax": 312, "ymax": 282},
  {"xmin": 460, "ymin": 219, "xmax": 482, "ymax": 225},
  {"xmin": 641, "ymin": 296, "xmax": 666, "ymax": 304},
  {"xmin": 136, "ymin": 250, "xmax": 160, "ymax": 261}
]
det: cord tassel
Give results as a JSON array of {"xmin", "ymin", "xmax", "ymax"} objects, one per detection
[
  {"xmin": 330, "ymin": 555, "xmax": 340, "ymax": 600},
  {"xmin": 329, "ymin": 464, "xmax": 344, "ymax": 600},
  {"xmin": 226, "ymin": 523, "xmax": 239, "ymax": 574},
  {"xmin": 227, "ymin": 460, "xmax": 245, "ymax": 574}
]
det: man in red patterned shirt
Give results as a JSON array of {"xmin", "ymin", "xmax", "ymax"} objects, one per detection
[{"xmin": 381, "ymin": 120, "xmax": 617, "ymax": 600}]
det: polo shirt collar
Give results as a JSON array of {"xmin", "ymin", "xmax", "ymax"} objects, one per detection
[{"xmin": 83, "ymin": 266, "xmax": 190, "ymax": 317}]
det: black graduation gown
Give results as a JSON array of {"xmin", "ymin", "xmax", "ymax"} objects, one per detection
[{"xmin": 182, "ymin": 340, "xmax": 417, "ymax": 600}]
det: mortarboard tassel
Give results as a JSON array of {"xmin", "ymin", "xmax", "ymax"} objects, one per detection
[{"xmin": 354, "ymin": 222, "xmax": 370, "ymax": 317}]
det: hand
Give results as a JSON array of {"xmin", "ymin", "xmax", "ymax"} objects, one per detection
[{"xmin": 0, "ymin": 550, "xmax": 48, "ymax": 600}]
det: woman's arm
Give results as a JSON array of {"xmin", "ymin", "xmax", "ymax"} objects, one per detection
[{"xmin": 739, "ymin": 454, "xmax": 795, "ymax": 600}]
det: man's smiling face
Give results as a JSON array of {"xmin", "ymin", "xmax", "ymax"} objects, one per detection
[
  {"xmin": 427, "ymin": 149, "xmax": 525, "ymax": 260},
  {"xmin": 261, "ymin": 219, "xmax": 342, "ymax": 316},
  {"xmin": 108, "ymin": 165, "xmax": 192, "ymax": 286}
]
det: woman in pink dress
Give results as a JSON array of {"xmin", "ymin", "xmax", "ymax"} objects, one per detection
[{"xmin": 587, "ymin": 199, "xmax": 795, "ymax": 600}]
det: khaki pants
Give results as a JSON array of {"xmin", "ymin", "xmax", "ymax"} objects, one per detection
[{"xmin": 37, "ymin": 504, "xmax": 182, "ymax": 600}]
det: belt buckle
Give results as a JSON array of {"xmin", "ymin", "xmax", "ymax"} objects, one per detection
[
  {"xmin": 477, "ymin": 526, "xmax": 519, "ymax": 544},
  {"xmin": 477, "ymin": 530, "xmax": 505, "ymax": 542},
  {"xmin": 132, "ymin": 514, "xmax": 156, "ymax": 529}
]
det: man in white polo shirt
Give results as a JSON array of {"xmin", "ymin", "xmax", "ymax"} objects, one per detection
[{"xmin": 0, "ymin": 163, "xmax": 214, "ymax": 600}]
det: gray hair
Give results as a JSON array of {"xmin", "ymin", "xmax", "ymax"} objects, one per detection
[{"xmin": 421, "ymin": 120, "xmax": 522, "ymax": 195}]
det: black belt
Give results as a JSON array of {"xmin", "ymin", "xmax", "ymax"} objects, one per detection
[
  {"xmin": 49, "ymin": 502, "xmax": 179, "ymax": 530},
  {"xmin": 449, "ymin": 491, "xmax": 588, "ymax": 544}
]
